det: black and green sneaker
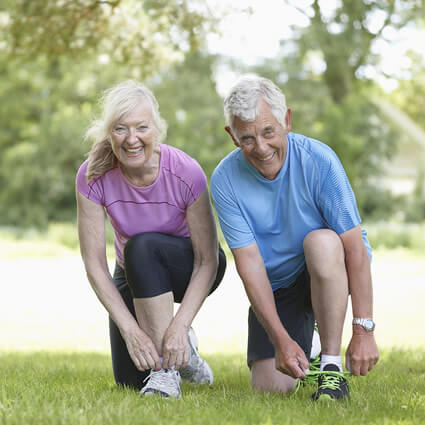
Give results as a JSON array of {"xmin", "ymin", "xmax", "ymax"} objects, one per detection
[{"xmin": 312, "ymin": 364, "xmax": 350, "ymax": 401}]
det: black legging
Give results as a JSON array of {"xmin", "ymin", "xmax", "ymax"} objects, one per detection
[{"xmin": 110, "ymin": 232, "xmax": 227, "ymax": 389}]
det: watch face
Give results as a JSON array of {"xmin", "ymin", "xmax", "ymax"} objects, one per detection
[{"xmin": 364, "ymin": 319, "xmax": 375, "ymax": 331}]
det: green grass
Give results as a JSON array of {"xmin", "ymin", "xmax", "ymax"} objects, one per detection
[{"xmin": 1, "ymin": 350, "xmax": 424, "ymax": 425}]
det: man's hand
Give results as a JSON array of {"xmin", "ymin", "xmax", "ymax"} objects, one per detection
[
  {"xmin": 161, "ymin": 322, "xmax": 190, "ymax": 370},
  {"xmin": 345, "ymin": 332, "xmax": 379, "ymax": 376},
  {"xmin": 275, "ymin": 338, "xmax": 309, "ymax": 379}
]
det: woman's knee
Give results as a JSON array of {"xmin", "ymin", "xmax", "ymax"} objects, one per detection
[
  {"xmin": 124, "ymin": 232, "xmax": 162, "ymax": 264},
  {"xmin": 123, "ymin": 233, "xmax": 168, "ymax": 298}
]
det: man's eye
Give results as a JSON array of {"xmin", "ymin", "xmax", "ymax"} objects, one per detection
[{"xmin": 137, "ymin": 126, "xmax": 147, "ymax": 131}]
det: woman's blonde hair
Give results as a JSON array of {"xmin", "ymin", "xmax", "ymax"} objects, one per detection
[{"xmin": 85, "ymin": 80, "xmax": 167, "ymax": 182}]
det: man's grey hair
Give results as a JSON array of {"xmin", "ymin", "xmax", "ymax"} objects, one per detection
[{"xmin": 223, "ymin": 74, "xmax": 288, "ymax": 132}]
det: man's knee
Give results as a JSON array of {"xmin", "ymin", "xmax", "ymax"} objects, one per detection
[
  {"xmin": 303, "ymin": 229, "xmax": 345, "ymax": 279},
  {"xmin": 251, "ymin": 359, "xmax": 297, "ymax": 394},
  {"xmin": 303, "ymin": 229, "xmax": 344, "ymax": 262},
  {"xmin": 303, "ymin": 229, "xmax": 342, "ymax": 253}
]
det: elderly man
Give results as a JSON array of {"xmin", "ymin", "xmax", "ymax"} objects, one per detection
[{"xmin": 211, "ymin": 75, "xmax": 379, "ymax": 401}]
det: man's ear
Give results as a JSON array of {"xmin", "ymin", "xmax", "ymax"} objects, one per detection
[
  {"xmin": 224, "ymin": 126, "xmax": 240, "ymax": 147},
  {"xmin": 285, "ymin": 109, "xmax": 292, "ymax": 133}
]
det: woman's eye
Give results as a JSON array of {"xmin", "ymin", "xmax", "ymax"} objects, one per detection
[{"xmin": 137, "ymin": 126, "xmax": 147, "ymax": 131}]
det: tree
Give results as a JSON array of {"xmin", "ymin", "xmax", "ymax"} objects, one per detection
[
  {"xmin": 0, "ymin": 0, "xmax": 217, "ymax": 76},
  {"xmin": 0, "ymin": 53, "xmax": 117, "ymax": 227},
  {"xmin": 150, "ymin": 51, "xmax": 231, "ymax": 181},
  {"xmin": 390, "ymin": 51, "xmax": 425, "ymax": 131},
  {"xmin": 0, "ymin": 0, "xmax": 223, "ymax": 227},
  {"xmin": 285, "ymin": 0, "xmax": 425, "ymax": 103},
  {"xmin": 0, "ymin": 47, "xmax": 228, "ymax": 227}
]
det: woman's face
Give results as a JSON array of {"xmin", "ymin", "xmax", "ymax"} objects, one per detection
[{"xmin": 110, "ymin": 102, "xmax": 159, "ymax": 173}]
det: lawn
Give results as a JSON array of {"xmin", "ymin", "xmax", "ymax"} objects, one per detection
[
  {"xmin": 1, "ymin": 350, "xmax": 424, "ymax": 425},
  {"xmin": 1, "ymin": 226, "xmax": 425, "ymax": 424}
]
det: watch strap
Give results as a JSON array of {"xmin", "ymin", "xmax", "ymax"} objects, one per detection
[{"xmin": 352, "ymin": 317, "xmax": 375, "ymax": 331}]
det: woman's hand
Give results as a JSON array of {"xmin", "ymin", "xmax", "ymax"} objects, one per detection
[
  {"xmin": 161, "ymin": 322, "xmax": 190, "ymax": 370},
  {"xmin": 123, "ymin": 325, "xmax": 162, "ymax": 371}
]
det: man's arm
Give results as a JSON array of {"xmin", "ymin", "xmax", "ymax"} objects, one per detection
[
  {"xmin": 340, "ymin": 225, "xmax": 379, "ymax": 376},
  {"xmin": 232, "ymin": 242, "xmax": 309, "ymax": 379}
]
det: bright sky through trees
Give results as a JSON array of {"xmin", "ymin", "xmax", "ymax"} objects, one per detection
[{"xmin": 206, "ymin": 0, "xmax": 425, "ymax": 93}]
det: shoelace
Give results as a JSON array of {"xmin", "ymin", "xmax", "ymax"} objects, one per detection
[
  {"xmin": 318, "ymin": 370, "xmax": 349, "ymax": 390},
  {"xmin": 293, "ymin": 370, "xmax": 350, "ymax": 394},
  {"xmin": 302, "ymin": 355, "xmax": 321, "ymax": 386},
  {"xmin": 142, "ymin": 369, "xmax": 179, "ymax": 392}
]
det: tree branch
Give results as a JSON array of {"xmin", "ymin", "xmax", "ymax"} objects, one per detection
[{"xmin": 284, "ymin": 0, "xmax": 312, "ymax": 20}]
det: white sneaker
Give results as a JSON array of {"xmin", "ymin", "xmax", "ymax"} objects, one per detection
[
  {"xmin": 179, "ymin": 327, "xmax": 213, "ymax": 385},
  {"xmin": 140, "ymin": 368, "xmax": 181, "ymax": 399}
]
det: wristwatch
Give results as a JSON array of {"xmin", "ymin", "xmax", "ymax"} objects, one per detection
[{"xmin": 352, "ymin": 318, "xmax": 375, "ymax": 332}]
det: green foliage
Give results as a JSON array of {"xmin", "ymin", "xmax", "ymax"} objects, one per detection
[
  {"xmin": 390, "ymin": 52, "xmax": 425, "ymax": 132},
  {"xmin": 1, "ymin": 0, "xmax": 217, "ymax": 71},
  {"xmin": 285, "ymin": 0, "xmax": 425, "ymax": 103},
  {"xmin": 0, "ymin": 349, "xmax": 424, "ymax": 424},
  {"xmin": 0, "ymin": 55, "xmax": 106, "ymax": 227},
  {"xmin": 151, "ymin": 52, "xmax": 232, "ymax": 180},
  {"xmin": 365, "ymin": 221, "xmax": 425, "ymax": 252}
]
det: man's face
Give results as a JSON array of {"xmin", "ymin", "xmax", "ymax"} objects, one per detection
[{"xmin": 227, "ymin": 99, "xmax": 291, "ymax": 181}]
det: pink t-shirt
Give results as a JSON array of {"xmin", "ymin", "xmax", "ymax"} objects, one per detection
[{"xmin": 76, "ymin": 144, "xmax": 207, "ymax": 267}]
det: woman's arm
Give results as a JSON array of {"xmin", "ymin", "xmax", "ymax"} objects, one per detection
[
  {"xmin": 77, "ymin": 190, "xmax": 161, "ymax": 371},
  {"xmin": 161, "ymin": 188, "xmax": 219, "ymax": 368}
]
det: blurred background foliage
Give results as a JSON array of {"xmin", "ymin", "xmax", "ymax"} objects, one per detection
[{"xmin": 0, "ymin": 0, "xmax": 424, "ymax": 232}]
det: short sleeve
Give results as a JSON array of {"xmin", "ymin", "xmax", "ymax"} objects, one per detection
[
  {"xmin": 211, "ymin": 168, "xmax": 255, "ymax": 249},
  {"xmin": 317, "ymin": 151, "xmax": 361, "ymax": 234},
  {"xmin": 75, "ymin": 160, "xmax": 104, "ymax": 205},
  {"xmin": 170, "ymin": 148, "xmax": 207, "ymax": 207},
  {"xmin": 183, "ymin": 159, "xmax": 207, "ymax": 207}
]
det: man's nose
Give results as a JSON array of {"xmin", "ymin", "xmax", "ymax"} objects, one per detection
[{"xmin": 254, "ymin": 137, "xmax": 268, "ymax": 154}]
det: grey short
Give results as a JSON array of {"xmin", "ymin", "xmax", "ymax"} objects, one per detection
[{"xmin": 247, "ymin": 267, "xmax": 315, "ymax": 368}]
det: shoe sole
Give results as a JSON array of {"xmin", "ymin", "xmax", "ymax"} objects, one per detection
[
  {"xmin": 313, "ymin": 392, "xmax": 350, "ymax": 402},
  {"xmin": 315, "ymin": 394, "xmax": 336, "ymax": 402},
  {"xmin": 141, "ymin": 389, "xmax": 181, "ymax": 400}
]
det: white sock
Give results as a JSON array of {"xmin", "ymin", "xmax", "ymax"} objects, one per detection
[{"xmin": 320, "ymin": 354, "xmax": 342, "ymax": 372}]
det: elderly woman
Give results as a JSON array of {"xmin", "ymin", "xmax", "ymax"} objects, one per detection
[{"xmin": 76, "ymin": 80, "xmax": 226, "ymax": 399}]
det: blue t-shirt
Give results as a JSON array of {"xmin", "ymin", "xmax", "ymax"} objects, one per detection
[{"xmin": 211, "ymin": 132, "xmax": 372, "ymax": 291}]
